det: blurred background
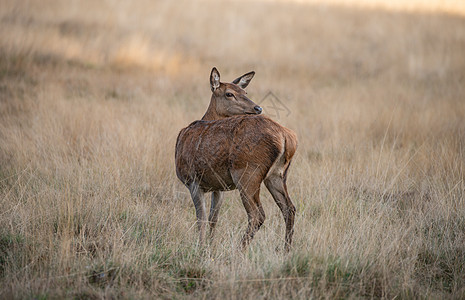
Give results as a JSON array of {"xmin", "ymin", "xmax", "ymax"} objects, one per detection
[{"xmin": 3, "ymin": 0, "xmax": 465, "ymax": 84}]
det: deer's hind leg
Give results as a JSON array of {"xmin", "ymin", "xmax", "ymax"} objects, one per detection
[
  {"xmin": 231, "ymin": 168, "xmax": 266, "ymax": 250},
  {"xmin": 264, "ymin": 164, "xmax": 296, "ymax": 252}
]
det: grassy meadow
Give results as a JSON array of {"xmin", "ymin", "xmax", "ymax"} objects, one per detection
[{"xmin": 1, "ymin": 0, "xmax": 465, "ymax": 298}]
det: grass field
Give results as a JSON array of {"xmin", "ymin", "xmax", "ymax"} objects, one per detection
[{"xmin": 1, "ymin": 0, "xmax": 465, "ymax": 298}]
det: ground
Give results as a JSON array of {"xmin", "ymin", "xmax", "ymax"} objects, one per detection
[{"xmin": 1, "ymin": 0, "xmax": 465, "ymax": 298}]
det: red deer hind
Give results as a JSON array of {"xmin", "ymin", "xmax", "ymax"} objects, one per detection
[{"xmin": 175, "ymin": 67, "xmax": 297, "ymax": 251}]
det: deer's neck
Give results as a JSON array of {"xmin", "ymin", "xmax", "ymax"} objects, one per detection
[{"xmin": 201, "ymin": 96, "xmax": 222, "ymax": 121}]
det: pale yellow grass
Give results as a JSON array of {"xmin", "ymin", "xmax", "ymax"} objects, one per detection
[
  {"xmin": 267, "ymin": 0, "xmax": 465, "ymax": 16},
  {"xmin": 1, "ymin": 0, "xmax": 465, "ymax": 299}
]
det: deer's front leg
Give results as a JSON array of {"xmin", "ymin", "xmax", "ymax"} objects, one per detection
[
  {"xmin": 208, "ymin": 191, "xmax": 224, "ymax": 239},
  {"xmin": 189, "ymin": 182, "xmax": 207, "ymax": 246}
]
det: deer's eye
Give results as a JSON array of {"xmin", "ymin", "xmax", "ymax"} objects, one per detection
[{"xmin": 225, "ymin": 92, "xmax": 234, "ymax": 98}]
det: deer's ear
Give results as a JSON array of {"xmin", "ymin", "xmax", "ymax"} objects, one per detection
[
  {"xmin": 232, "ymin": 71, "xmax": 255, "ymax": 89},
  {"xmin": 210, "ymin": 67, "xmax": 220, "ymax": 92}
]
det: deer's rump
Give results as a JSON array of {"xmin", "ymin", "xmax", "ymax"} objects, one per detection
[{"xmin": 175, "ymin": 115, "xmax": 296, "ymax": 192}]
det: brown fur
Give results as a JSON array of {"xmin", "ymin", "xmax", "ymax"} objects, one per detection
[{"xmin": 175, "ymin": 68, "xmax": 297, "ymax": 251}]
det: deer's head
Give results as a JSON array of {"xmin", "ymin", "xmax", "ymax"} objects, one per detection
[{"xmin": 206, "ymin": 67, "xmax": 262, "ymax": 120}]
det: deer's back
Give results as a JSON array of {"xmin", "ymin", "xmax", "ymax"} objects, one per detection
[{"xmin": 175, "ymin": 115, "xmax": 296, "ymax": 192}]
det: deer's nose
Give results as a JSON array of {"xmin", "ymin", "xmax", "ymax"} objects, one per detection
[{"xmin": 254, "ymin": 106, "xmax": 263, "ymax": 114}]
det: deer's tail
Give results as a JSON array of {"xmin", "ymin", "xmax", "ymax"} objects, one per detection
[{"xmin": 283, "ymin": 128, "xmax": 297, "ymax": 166}]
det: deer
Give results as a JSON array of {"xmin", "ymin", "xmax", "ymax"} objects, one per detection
[{"xmin": 175, "ymin": 67, "xmax": 297, "ymax": 251}]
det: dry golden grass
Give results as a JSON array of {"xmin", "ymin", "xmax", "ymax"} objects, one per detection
[{"xmin": 1, "ymin": 0, "xmax": 465, "ymax": 298}]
